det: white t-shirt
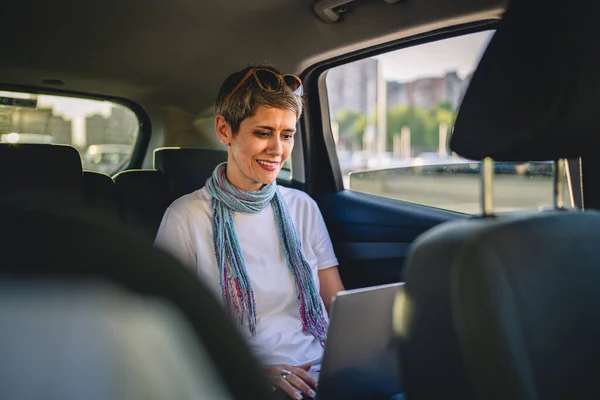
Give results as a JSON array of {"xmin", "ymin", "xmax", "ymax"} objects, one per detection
[{"xmin": 154, "ymin": 185, "xmax": 338, "ymax": 372}]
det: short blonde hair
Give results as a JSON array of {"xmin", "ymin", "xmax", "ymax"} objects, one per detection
[{"xmin": 215, "ymin": 64, "xmax": 303, "ymax": 134}]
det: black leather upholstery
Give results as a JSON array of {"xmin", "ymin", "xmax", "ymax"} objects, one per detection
[
  {"xmin": 83, "ymin": 170, "xmax": 119, "ymax": 217},
  {"xmin": 398, "ymin": 211, "xmax": 600, "ymax": 400},
  {"xmin": 450, "ymin": 0, "xmax": 599, "ymax": 161},
  {"xmin": 0, "ymin": 143, "xmax": 83, "ymax": 202},
  {"xmin": 0, "ymin": 143, "xmax": 122, "ymax": 221},
  {"xmin": 114, "ymin": 169, "xmax": 171, "ymax": 238},
  {"xmin": 154, "ymin": 147, "xmax": 227, "ymax": 199},
  {"xmin": 400, "ymin": 0, "xmax": 600, "ymax": 396},
  {"xmin": 115, "ymin": 148, "xmax": 227, "ymax": 238}
]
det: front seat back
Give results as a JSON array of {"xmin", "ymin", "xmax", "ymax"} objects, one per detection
[
  {"xmin": 397, "ymin": 211, "xmax": 600, "ymax": 400},
  {"xmin": 0, "ymin": 203, "xmax": 275, "ymax": 400},
  {"xmin": 396, "ymin": 0, "xmax": 600, "ymax": 398},
  {"xmin": 0, "ymin": 278, "xmax": 232, "ymax": 400}
]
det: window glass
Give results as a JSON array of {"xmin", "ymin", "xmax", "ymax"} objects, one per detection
[
  {"xmin": 326, "ymin": 31, "xmax": 571, "ymax": 213},
  {"xmin": 0, "ymin": 91, "xmax": 139, "ymax": 174},
  {"xmin": 278, "ymin": 158, "xmax": 293, "ymax": 181}
]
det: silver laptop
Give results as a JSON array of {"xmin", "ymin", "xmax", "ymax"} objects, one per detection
[{"xmin": 314, "ymin": 282, "xmax": 404, "ymax": 400}]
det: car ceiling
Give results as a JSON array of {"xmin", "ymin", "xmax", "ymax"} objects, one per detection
[{"xmin": 0, "ymin": 0, "xmax": 504, "ymax": 116}]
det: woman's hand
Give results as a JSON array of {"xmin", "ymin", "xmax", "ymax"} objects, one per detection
[{"xmin": 265, "ymin": 362, "xmax": 317, "ymax": 399}]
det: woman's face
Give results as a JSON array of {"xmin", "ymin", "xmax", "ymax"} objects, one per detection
[{"xmin": 216, "ymin": 106, "xmax": 296, "ymax": 191}]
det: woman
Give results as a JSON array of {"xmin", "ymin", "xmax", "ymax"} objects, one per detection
[{"xmin": 155, "ymin": 64, "xmax": 345, "ymax": 400}]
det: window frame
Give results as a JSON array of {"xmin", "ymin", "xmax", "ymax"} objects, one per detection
[
  {"xmin": 0, "ymin": 84, "xmax": 151, "ymax": 172},
  {"xmin": 299, "ymin": 20, "xmax": 500, "ymax": 197}
]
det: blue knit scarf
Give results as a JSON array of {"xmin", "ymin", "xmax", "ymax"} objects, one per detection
[{"xmin": 205, "ymin": 162, "xmax": 328, "ymax": 345}]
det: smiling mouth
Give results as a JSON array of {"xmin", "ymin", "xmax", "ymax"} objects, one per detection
[
  {"xmin": 256, "ymin": 159, "xmax": 280, "ymax": 171},
  {"xmin": 257, "ymin": 160, "xmax": 279, "ymax": 166}
]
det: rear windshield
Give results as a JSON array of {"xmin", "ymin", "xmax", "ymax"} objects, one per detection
[{"xmin": 0, "ymin": 90, "xmax": 139, "ymax": 174}]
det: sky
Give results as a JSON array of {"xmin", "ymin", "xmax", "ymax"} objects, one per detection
[{"xmin": 374, "ymin": 30, "xmax": 495, "ymax": 82}]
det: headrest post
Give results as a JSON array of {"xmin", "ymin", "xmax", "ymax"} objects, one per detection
[
  {"xmin": 481, "ymin": 157, "xmax": 494, "ymax": 217},
  {"xmin": 553, "ymin": 158, "xmax": 566, "ymax": 210}
]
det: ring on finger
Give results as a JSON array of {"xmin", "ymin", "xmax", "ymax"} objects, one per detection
[{"xmin": 280, "ymin": 369, "xmax": 292, "ymax": 379}]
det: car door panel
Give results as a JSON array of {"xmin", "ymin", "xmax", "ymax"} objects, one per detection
[{"xmin": 315, "ymin": 190, "xmax": 465, "ymax": 289}]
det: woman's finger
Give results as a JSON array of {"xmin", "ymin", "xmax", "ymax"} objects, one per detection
[
  {"xmin": 274, "ymin": 375, "xmax": 303, "ymax": 400},
  {"xmin": 285, "ymin": 372, "xmax": 317, "ymax": 398},
  {"xmin": 295, "ymin": 362, "xmax": 312, "ymax": 371},
  {"xmin": 290, "ymin": 366, "xmax": 317, "ymax": 388}
]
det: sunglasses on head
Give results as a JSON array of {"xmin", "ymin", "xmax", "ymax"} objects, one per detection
[{"xmin": 223, "ymin": 68, "xmax": 303, "ymax": 105}]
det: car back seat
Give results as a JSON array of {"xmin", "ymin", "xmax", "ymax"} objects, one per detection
[
  {"xmin": 0, "ymin": 143, "xmax": 83, "ymax": 204},
  {"xmin": 0, "ymin": 144, "xmax": 119, "ymax": 219},
  {"xmin": 114, "ymin": 169, "xmax": 171, "ymax": 239},
  {"xmin": 82, "ymin": 170, "xmax": 119, "ymax": 216},
  {"xmin": 114, "ymin": 147, "xmax": 227, "ymax": 240},
  {"xmin": 0, "ymin": 143, "xmax": 118, "ymax": 217},
  {"xmin": 154, "ymin": 147, "xmax": 227, "ymax": 199}
]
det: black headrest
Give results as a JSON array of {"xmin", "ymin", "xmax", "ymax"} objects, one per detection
[
  {"xmin": 82, "ymin": 171, "xmax": 118, "ymax": 216},
  {"xmin": 450, "ymin": 0, "xmax": 599, "ymax": 161},
  {"xmin": 0, "ymin": 143, "xmax": 83, "ymax": 199},
  {"xmin": 154, "ymin": 147, "xmax": 227, "ymax": 198}
]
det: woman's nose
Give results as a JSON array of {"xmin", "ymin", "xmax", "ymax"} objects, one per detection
[{"xmin": 266, "ymin": 136, "xmax": 282, "ymax": 155}]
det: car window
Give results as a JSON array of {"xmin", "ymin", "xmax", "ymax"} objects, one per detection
[
  {"xmin": 0, "ymin": 90, "xmax": 139, "ymax": 175},
  {"xmin": 278, "ymin": 158, "xmax": 293, "ymax": 180},
  {"xmin": 325, "ymin": 30, "xmax": 571, "ymax": 214}
]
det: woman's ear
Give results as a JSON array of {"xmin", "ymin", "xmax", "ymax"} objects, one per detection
[{"xmin": 215, "ymin": 115, "xmax": 232, "ymax": 146}]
